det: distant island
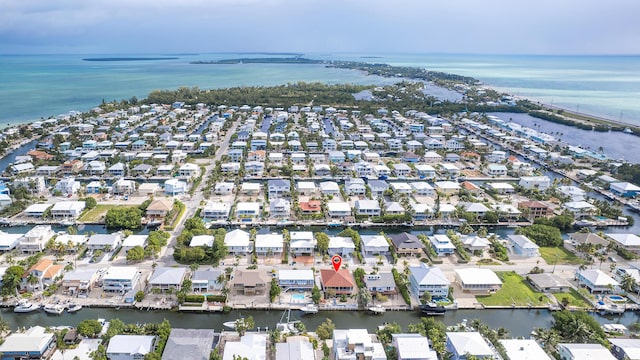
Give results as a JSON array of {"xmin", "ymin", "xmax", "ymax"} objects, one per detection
[
  {"xmin": 191, "ymin": 57, "xmax": 324, "ymax": 65},
  {"xmin": 83, "ymin": 57, "xmax": 179, "ymax": 62}
]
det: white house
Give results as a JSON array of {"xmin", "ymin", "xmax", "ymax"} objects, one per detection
[
  {"xmin": 499, "ymin": 339, "xmax": 552, "ymax": 360},
  {"xmin": 289, "ymin": 231, "xmax": 316, "ymax": 256},
  {"xmin": 455, "ymin": 268, "xmax": 502, "ymax": 293},
  {"xmin": 361, "ymin": 235, "xmax": 390, "ymax": 256},
  {"xmin": 202, "ymin": 201, "xmax": 231, "ymax": 220},
  {"xmin": 328, "ymin": 202, "xmax": 352, "ymax": 218},
  {"xmin": 557, "ymin": 343, "xmax": 616, "ymax": 360},
  {"xmin": 328, "ymin": 236, "xmax": 356, "ymax": 257},
  {"xmin": 190, "ymin": 235, "xmax": 214, "ymax": 247},
  {"xmin": 270, "ymin": 198, "xmax": 291, "ymax": 218},
  {"xmin": 519, "ymin": 176, "xmax": 551, "ymax": 191},
  {"xmin": 255, "ymin": 234, "xmax": 284, "ymax": 256},
  {"xmin": 507, "ymin": 234, "xmax": 540, "ymax": 257},
  {"xmin": 355, "ymin": 200, "xmax": 381, "ymax": 217},
  {"xmin": 103, "ymin": 266, "xmax": 140, "ymax": 292},
  {"xmin": 333, "ymin": 329, "xmax": 386, "ymax": 360},
  {"xmin": 224, "ymin": 229, "xmax": 251, "ymax": 254},
  {"xmin": 393, "ymin": 334, "xmax": 438, "ymax": 360},
  {"xmin": 446, "ymin": 332, "xmax": 495, "ymax": 360},
  {"xmin": 164, "ymin": 179, "xmax": 188, "ymax": 195},
  {"xmin": 121, "ymin": 235, "xmax": 148, "ymax": 252},
  {"xmin": 236, "ymin": 202, "xmax": 260, "ymax": 220},
  {"xmin": 20, "ymin": 225, "xmax": 55, "ymax": 254},
  {"xmin": 55, "ymin": 177, "xmax": 81, "ymax": 195},
  {"xmin": 148, "ymin": 267, "xmax": 187, "ymax": 291},
  {"xmin": 87, "ymin": 233, "xmax": 123, "ymax": 250},
  {"xmin": 50, "ymin": 201, "xmax": 86, "ymax": 219},
  {"xmin": 319, "ymin": 181, "xmax": 340, "ymax": 195},
  {"xmin": 409, "ymin": 263, "xmax": 450, "ymax": 299},
  {"xmin": 107, "ymin": 335, "xmax": 156, "ymax": 360}
]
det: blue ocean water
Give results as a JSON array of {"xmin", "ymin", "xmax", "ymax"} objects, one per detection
[{"xmin": 1, "ymin": 53, "xmax": 639, "ymax": 127}]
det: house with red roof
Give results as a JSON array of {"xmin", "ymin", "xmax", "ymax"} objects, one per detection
[{"xmin": 320, "ymin": 269, "xmax": 355, "ymax": 296}]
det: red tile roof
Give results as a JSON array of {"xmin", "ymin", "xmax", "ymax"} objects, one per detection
[{"xmin": 320, "ymin": 269, "xmax": 355, "ymax": 288}]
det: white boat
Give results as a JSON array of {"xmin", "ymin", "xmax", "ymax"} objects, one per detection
[
  {"xmin": 59, "ymin": 219, "xmax": 75, "ymax": 226},
  {"xmin": 368, "ymin": 305, "xmax": 386, "ymax": 314},
  {"xmin": 300, "ymin": 304, "xmax": 318, "ymax": 314},
  {"xmin": 67, "ymin": 304, "xmax": 83, "ymax": 313},
  {"xmin": 276, "ymin": 309, "xmax": 302, "ymax": 334},
  {"xmin": 223, "ymin": 321, "xmax": 238, "ymax": 329},
  {"xmin": 624, "ymin": 128, "xmax": 633, "ymax": 134},
  {"xmin": 14, "ymin": 300, "xmax": 40, "ymax": 313},
  {"xmin": 44, "ymin": 304, "xmax": 65, "ymax": 315}
]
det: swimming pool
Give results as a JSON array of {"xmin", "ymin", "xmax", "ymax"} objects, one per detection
[
  {"xmin": 594, "ymin": 215, "xmax": 608, "ymax": 221},
  {"xmin": 291, "ymin": 294, "xmax": 305, "ymax": 301},
  {"xmin": 608, "ymin": 295, "xmax": 625, "ymax": 301}
]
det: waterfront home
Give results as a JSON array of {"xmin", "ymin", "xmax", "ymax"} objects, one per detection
[
  {"xmin": 355, "ymin": 200, "xmax": 381, "ymax": 217},
  {"xmin": 518, "ymin": 201, "xmax": 554, "ymax": 220},
  {"xmin": 189, "ymin": 235, "xmax": 214, "ymax": 247},
  {"xmin": 202, "ymin": 201, "xmax": 231, "ymax": 221},
  {"xmin": 121, "ymin": 235, "xmax": 148, "ymax": 253},
  {"xmin": 289, "ymin": 231, "xmax": 316, "ymax": 256},
  {"xmin": 575, "ymin": 269, "xmax": 619, "ymax": 293},
  {"xmin": 235, "ymin": 202, "xmax": 260, "ymax": 220},
  {"xmin": 328, "ymin": 236, "xmax": 356, "ymax": 257},
  {"xmin": 36, "ymin": 165, "xmax": 60, "ymax": 176},
  {"xmin": 0, "ymin": 231, "xmax": 22, "ymax": 251},
  {"xmin": 429, "ymin": 234, "xmax": 456, "ymax": 256},
  {"xmin": 361, "ymin": 235, "xmax": 390, "ymax": 256},
  {"xmin": 131, "ymin": 164, "xmax": 153, "ymax": 176},
  {"xmin": 107, "ymin": 335, "xmax": 156, "ymax": 360},
  {"xmin": 156, "ymin": 164, "xmax": 174, "ymax": 176},
  {"xmin": 409, "ymin": 263, "xmax": 450, "ymax": 299},
  {"xmin": 149, "ymin": 267, "xmax": 187, "ymax": 292},
  {"xmin": 270, "ymin": 198, "xmax": 291, "ymax": 218},
  {"xmin": 276, "ymin": 337, "xmax": 315, "ymax": 360},
  {"xmin": 563, "ymin": 201, "xmax": 597, "ymax": 219},
  {"xmin": 87, "ymin": 233, "xmax": 123, "ymax": 250},
  {"xmin": 610, "ymin": 182, "xmax": 640, "ymax": 198},
  {"xmin": 346, "ymin": 178, "xmax": 367, "ymax": 195},
  {"xmin": 455, "ymin": 268, "xmax": 502, "ymax": 293},
  {"xmin": 608, "ymin": 234, "xmax": 640, "ymax": 254},
  {"xmin": 320, "ymin": 269, "xmax": 356, "ymax": 296},
  {"xmin": 434, "ymin": 181, "xmax": 460, "ymax": 195},
  {"xmin": 558, "ymin": 343, "xmax": 616, "ymax": 360},
  {"xmin": 103, "ymin": 266, "xmax": 140, "ymax": 293},
  {"xmin": 146, "ymin": 199, "xmax": 174, "ymax": 219},
  {"xmin": 300, "ymin": 200, "xmax": 322, "ymax": 215},
  {"xmin": 221, "ymin": 163, "xmax": 240, "ymax": 174},
  {"xmin": 423, "ymin": 151, "xmax": 443, "ymax": 163},
  {"xmin": 0, "ymin": 326, "xmax": 56, "ymax": 360},
  {"xmin": 50, "ymin": 201, "xmax": 86, "ymax": 219},
  {"xmin": 191, "ymin": 268, "xmax": 223, "ymax": 293},
  {"xmin": 164, "ymin": 179, "xmax": 188, "ymax": 195},
  {"xmin": 245, "ymin": 161, "xmax": 265, "ymax": 177},
  {"xmin": 162, "ymin": 329, "xmax": 216, "ymax": 360},
  {"xmin": 388, "ymin": 232, "xmax": 425, "ymax": 257},
  {"xmin": 138, "ymin": 183, "xmax": 161, "ymax": 196},
  {"xmin": 61, "ymin": 268, "xmax": 98, "ymax": 296},
  {"xmin": 20, "ymin": 225, "xmax": 55, "ymax": 254},
  {"xmin": 241, "ymin": 182, "xmax": 261, "ymax": 195},
  {"xmin": 507, "ymin": 234, "xmax": 540, "ymax": 257},
  {"xmin": 499, "ymin": 339, "xmax": 552, "ymax": 360},
  {"xmin": 223, "ymin": 333, "xmax": 267, "ymax": 360},
  {"xmin": 11, "ymin": 162, "xmax": 35, "ymax": 175},
  {"xmin": 411, "ymin": 182, "xmax": 434, "ymax": 196},
  {"xmin": 392, "ymin": 334, "xmax": 438, "ymax": 360},
  {"xmin": 108, "ymin": 163, "xmax": 126, "ymax": 177},
  {"xmin": 446, "ymin": 332, "xmax": 495, "ymax": 360},
  {"xmin": 384, "ymin": 201, "xmax": 405, "ymax": 215},
  {"xmin": 368, "ymin": 180, "xmax": 389, "ymax": 197},
  {"xmin": 608, "ymin": 338, "xmax": 640, "ymax": 360},
  {"xmin": 389, "ymin": 182, "xmax": 412, "ymax": 195},
  {"xmin": 364, "ymin": 272, "xmax": 397, "ymax": 296},
  {"xmin": 558, "ymin": 185, "xmax": 586, "ymax": 202},
  {"xmin": 255, "ymin": 234, "xmax": 284, "ymax": 256},
  {"xmin": 55, "ymin": 177, "xmax": 81, "ymax": 195},
  {"xmin": 86, "ymin": 181, "xmax": 102, "ymax": 194},
  {"xmin": 486, "ymin": 182, "xmax": 515, "ymax": 194},
  {"xmin": 518, "ymin": 176, "xmax": 551, "ymax": 191},
  {"xmin": 527, "ymin": 273, "xmax": 572, "ymax": 293},
  {"xmin": 268, "ymin": 179, "xmax": 290, "ymax": 199},
  {"xmin": 232, "ymin": 270, "xmax": 268, "ymax": 295},
  {"xmin": 568, "ymin": 232, "xmax": 609, "ymax": 248},
  {"xmin": 278, "ymin": 269, "xmax": 315, "ymax": 290},
  {"xmin": 179, "ymin": 163, "xmax": 199, "ymax": 179},
  {"xmin": 61, "ymin": 160, "xmax": 84, "ymax": 175},
  {"xmin": 314, "ymin": 164, "xmax": 331, "ymax": 177},
  {"xmin": 439, "ymin": 163, "xmax": 460, "ymax": 178},
  {"xmin": 224, "ymin": 229, "xmax": 250, "ymax": 254},
  {"xmin": 84, "ymin": 160, "xmax": 106, "ymax": 175},
  {"xmin": 296, "ymin": 181, "xmax": 316, "ymax": 196},
  {"xmin": 113, "ymin": 178, "xmax": 136, "ymax": 195},
  {"xmin": 485, "ymin": 164, "xmax": 507, "ymax": 177},
  {"xmin": 21, "ymin": 259, "xmax": 63, "ymax": 291},
  {"xmin": 415, "ymin": 164, "xmax": 437, "ymax": 179},
  {"xmin": 333, "ymin": 329, "xmax": 386, "ymax": 360},
  {"xmin": 460, "ymin": 235, "xmax": 491, "ymax": 254}
]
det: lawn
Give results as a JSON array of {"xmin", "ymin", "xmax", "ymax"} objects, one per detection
[
  {"xmin": 79, "ymin": 204, "xmax": 132, "ymax": 222},
  {"xmin": 477, "ymin": 271, "xmax": 551, "ymax": 306},
  {"xmin": 539, "ymin": 246, "xmax": 585, "ymax": 265},
  {"xmin": 553, "ymin": 288, "xmax": 590, "ymax": 308}
]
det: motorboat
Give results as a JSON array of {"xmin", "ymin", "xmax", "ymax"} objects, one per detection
[
  {"xmin": 300, "ymin": 304, "xmax": 318, "ymax": 315},
  {"xmin": 223, "ymin": 321, "xmax": 238, "ymax": 329},
  {"xmin": 146, "ymin": 220, "xmax": 162, "ymax": 228},
  {"xmin": 67, "ymin": 304, "xmax": 83, "ymax": 313},
  {"xmin": 59, "ymin": 219, "xmax": 75, "ymax": 226},
  {"xmin": 14, "ymin": 300, "xmax": 40, "ymax": 313},
  {"xmin": 368, "ymin": 304, "xmax": 386, "ymax": 314},
  {"xmin": 276, "ymin": 309, "xmax": 301, "ymax": 334},
  {"xmin": 44, "ymin": 304, "xmax": 65, "ymax": 315},
  {"xmin": 419, "ymin": 302, "xmax": 446, "ymax": 316}
]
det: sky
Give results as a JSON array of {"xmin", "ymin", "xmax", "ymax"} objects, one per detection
[{"xmin": 1, "ymin": 0, "xmax": 639, "ymax": 55}]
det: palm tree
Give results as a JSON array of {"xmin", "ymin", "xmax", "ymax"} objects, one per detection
[
  {"xmin": 0, "ymin": 317, "xmax": 10, "ymax": 336},
  {"xmin": 621, "ymin": 274, "xmax": 637, "ymax": 294}
]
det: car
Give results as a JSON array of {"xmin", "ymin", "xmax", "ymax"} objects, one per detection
[{"xmin": 608, "ymin": 256, "xmax": 617, "ymax": 263}]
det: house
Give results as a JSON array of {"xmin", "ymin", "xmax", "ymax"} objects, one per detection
[
  {"xmin": 576, "ymin": 269, "xmax": 619, "ymax": 293},
  {"xmin": 236, "ymin": 202, "xmax": 260, "ymax": 220},
  {"xmin": 103, "ymin": 266, "xmax": 140, "ymax": 292},
  {"xmin": 333, "ymin": 329, "xmax": 386, "ymax": 360},
  {"xmin": 345, "ymin": 178, "xmax": 367, "ymax": 195},
  {"xmin": 112, "ymin": 178, "xmax": 136, "ymax": 195},
  {"xmin": 233, "ymin": 270, "xmax": 268, "ymax": 295},
  {"xmin": 108, "ymin": 163, "xmax": 126, "ymax": 177},
  {"xmin": 270, "ymin": 198, "xmax": 291, "ymax": 218},
  {"xmin": 107, "ymin": 335, "xmax": 156, "ymax": 360},
  {"xmin": 368, "ymin": 180, "xmax": 389, "ymax": 197},
  {"xmin": 214, "ymin": 182, "xmax": 234, "ymax": 195},
  {"xmin": 411, "ymin": 182, "xmax": 434, "ymax": 196},
  {"xmin": 191, "ymin": 268, "xmax": 224, "ymax": 293},
  {"xmin": 434, "ymin": 181, "xmax": 460, "ymax": 195},
  {"xmin": 190, "ymin": 235, "xmax": 213, "ymax": 247},
  {"xmin": 392, "ymin": 334, "xmax": 438, "ymax": 360},
  {"xmin": 557, "ymin": 343, "xmax": 616, "ymax": 360},
  {"xmin": 507, "ymin": 234, "xmax": 540, "ymax": 257},
  {"xmin": 164, "ymin": 179, "xmax": 188, "ymax": 195},
  {"xmin": 223, "ymin": 333, "xmax": 267, "ymax": 360},
  {"xmin": 268, "ymin": 179, "xmax": 290, "ymax": 199},
  {"xmin": 320, "ymin": 269, "xmax": 355, "ymax": 296},
  {"xmin": 485, "ymin": 164, "xmax": 507, "ymax": 176},
  {"xmin": 415, "ymin": 164, "xmax": 436, "ymax": 179},
  {"xmin": 87, "ymin": 233, "xmax": 122, "ymax": 250},
  {"xmin": 299, "ymin": 200, "xmax": 322, "ymax": 214},
  {"xmin": 455, "ymin": 268, "xmax": 502, "ymax": 293},
  {"xmin": 487, "ymin": 182, "xmax": 515, "ymax": 194},
  {"xmin": 0, "ymin": 231, "xmax": 23, "ymax": 252},
  {"xmin": 20, "ymin": 225, "xmax": 56, "ymax": 254},
  {"xmin": 429, "ymin": 234, "xmax": 456, "ymax": 256},
  {"xmin": 527, "ymin": 273, "xmax": 572, "ymax": 293},
  {"xmin": 50, "ymin": 201, "xmax": 86, "ymax": 219},
  {"xmin": 202, "ymin": 201, "xmax": 230, "ymax": 220},
  {"xmin": 241, "ymin": 182, "xmax": 261, "ymax": 195},
  {"xmin": 55, "ymin": 177, "xmax": 81, "ymax": 195},
  {"xmin": 296, "ymin": 181, "xmax": 316, "ymax": 196},
  {"xmin": 11, "ymin": 162, "xmax": 35, "ymax": 175},
  {"xmin": 568, "ymin": 232, "xmax": 609, "ymax": 248},
  {"xmin": 146, "ymin": 199, "xmax": 174, "ymax": 219},
  {"xmin": 355, "ymin": 200, "xmax": 381, "ymax": 217},
  {"xmin": 328, "ymin": 236, "xmax": 356, "ymax": 257},
  {"xmin": 518, "ymin": 201, "xmax": 554, "ymax": 220},
  {"xmin": 388, "ymin": 232, "xmax": 425, "ymax": 256},
  {"xmin": 61, "ymin": 268, "xmax": 98, "ymax": 296},
  {"xmin": 608, "ymin": 234, "xmax": 640, "ymax": 254},
  {"xmin": 289, "ymin": 231, "xmax": 316, "ymax": 256},
  {"xmin": 385, "ymin": 201, "xmax": 405, "ymax": 215},
  {"xmin": 461, "ymin": 235, "xmax": 491, "ymax": 254},
  {"xmin": 276, "ymin": 337, "xmax": 316, "ymax": 360},
  {"xmin": 364, "ymin": 272, "xmax": 397, "ymax": 296},
  {"xmin": 121, "ymin": 235, "xmax": 148, "ymax": 252},
  {"xmin": 278, "ymin": 269, "xmax": 315, "ymax": 290},
  {"xmin": 255, "ymin": 234, "xmax": 284, "ymax": 256},
  {"xmin": 328, "ymin": 202, "xmax": 352, "ymax": 218},
  {"xmin": 319, "ymin": 181, "xmax": 340, "ymax": 195},
  {"xmin": 559, "ymin": 186, "xmax": 586, "ymax": 201},
  {"xmin": 21, "ymin": 259, "xmax": 64, "ymax": 291},
  {"xmin": 609, "ymin": 338, "xmax": 640, "ymax": 360},
  {"xmin": 389, "ymin": 182, "xmax": 413, "ymax": 195},
  {"xmin": 162, "ymin": 328, "xmax": 216, "ymax": 360},
  {"xmin": 224, "ymin": 229, "xmax": 250, "ymax": 254},
  {"xmin": 148, "ymin": 267, "xmax": 187, "ymax": 292},
  {"xmin": 409, "ymin": 263, "xmax": 450, "ymax": 299},
  {"xmin": 0, "ymin": 326, "xmax": 56, "ymax": 360},
  {"xmin": 361, "ymin": 235, "xmax": 390, "ymax": 256},
  {"xmin": 518, "ymin": 176, "xmax": 551, "ymax": 191},
  {"xmin": 610, "ymin": 182, "xmax": 640, "ymax": 198},
  {"xmin": 499, "ymin": 339, "xmax": 552, "ymax": 360},
  {"xmin": 563, "ymin": 201, "xmax": 597, "ymax": 219},
  {"xmin": 446, "ymin": 332, "xmax": 495, "ymax": 360}
]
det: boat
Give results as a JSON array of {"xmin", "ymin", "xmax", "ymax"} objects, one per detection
[
  {"xmin": 419, "ymin": 302, "xmax": 446, "ymax": 316},
  {"xmin": 59, "ymin": 219, "xmax": 75, "ymax": 226},
  {"xmin": 146, "ymin": 220, "xmax": 162, "ymax": 228},
  {"xmin": 223, "ymin": 321, "xmax": 238, "ymax": 329},
  {"xmin": 599, "ymin": 303, "xmax": 625, "ymax": 315},
  {"xmin": 67, "ymin": 304, "xmax": 83, "ymax": 313},
  {"xmin": 276, "ymin": 309, "xmax": 301, "ymax": 334},
  {"xmin": 14, "ymin": 300, "xmax": 40, "ymax": 313},
  {"xmin": 624, "ymin": 128, "xmax": 633, "ymax": 134},
  {"xmin": 43, "ymin": 304, "xmax": 65, "ymax": 315},
  {"xmin": 300, "ymin": 304, "xmax": 318, "ymax": 315},
  {"xmin": 368, "ymin": 304, "xmax": 386, "ymax": 314}
]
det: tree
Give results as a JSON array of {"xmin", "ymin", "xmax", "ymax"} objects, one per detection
[
  {"xmin": 621, "ymin": 274, "xmax": 637, "ymax": 294},
  {"xmin": 516, "ymin": 224, "xmax": 562, "ymax": 247},
  {"xmin": 234, "ymin": 316, "xmax": 255, "ymax": 336},
  {"xmin": 311, "ymin": 285, "xmax": 321, "ymax": 304},
  {"xmin": 1, "ymin": 265, "xmax": 24, "ymax": 296},
  {"xmin": 77, "ymin": 319, "xmax": 103, "ymax": 337},
  {"xmin": 551, "ymin": 310, "xmax": 607, "ymax": 345},
  {"xmin": 420, "ymin": 291, "xmax": 432, "ymax": 304},
  {"xmin": 356, "ymin": 287, "xmax": 372, "ymax": 307},
  {"xmin": 82, "ymin": 197, "xmax": 97, "ymax": 209},
  {"xmin": 269, "ymin": 280, "xmax": 281, "ymax": 303},
  {"xmin": 376, "ymin": 322, "xmax": 402, "ymax": 344},
  {"xmin": 135, "ymin": 291, "xmax": 145, "ymax": 302},
  {"xmin": 315, "ymin": 319, "xmax": 336, "ymax": 340},
  {"xmin": 105, "ymin": 207, "xmax": 142, "ymax": 230},
  {"xmin": 315, "ymin": 232, "xmax": 330, "ymax": 255},
  {"xmin": 126, "ymin": 246, "xmax": 145, "ymax": 262}
]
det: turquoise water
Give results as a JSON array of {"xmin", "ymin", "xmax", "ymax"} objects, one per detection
[
  {"xmin": 1, "ymin": 53, "xmax": 640, "ymax": 126},
  {"xmin": 291, "ymin": 294, "xmax": 305, "ymax": 301}
]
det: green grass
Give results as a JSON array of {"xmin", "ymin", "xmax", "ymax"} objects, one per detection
[
  {"xmin": 539, "ymin": 247, "xmax": 585, "ymax": 265},
  {"xmin": 477, "ymin": 271, "xmax": 550, "ymax": 306},
  {"xmin": 79, "ymin": 204, "xmax": 133, "ymax": 222},
  {"xmin": 554, "ymin": 288, "xmax": 590, "ymax": 308}
]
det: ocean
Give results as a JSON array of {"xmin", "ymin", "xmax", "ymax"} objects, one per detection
[{"xmin": 1, "ymin": 53, "xmax": 640, "ymax": 127}]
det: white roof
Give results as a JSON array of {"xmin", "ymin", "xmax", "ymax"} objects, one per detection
[
  {"xmin": 462, "ymin": 235, "xmax": 491, "ymax": 248},
  {"xmin": 393, "ymin": 334, "xmax": 437, "ymax": 360},
  {"xmin": 236, "ymin": 202, "xmax": 260, "ymax": 212},
  {"xmin": 361, "ymin": 235, "xmax": 389, "ymax": 248},
  {"xmin": 319, "ymin": 181, "xmax": 340, "ymax": 191},
  {"xmin": 296, "ymin": 181, "xmax": 316, "ymax": 190},
  {"xmin": 446, "ymin": 332, "xmax": 494, "ymax": 357},
  {"xmin": 223, "ymin": 334, "xmax": 267, "ymax": 360},
  {"xmin": 435, "ymin": 181, "xmax": 460, "ymax": 190},
  {"xmin": 499, "ymin": 339, "xmax": 552, "ymax": 360},
  {"xmin": 578, "ymin": 269, "xmax": 619, "ymax": 287},
  {"xmin": 241, "ymin": 182, "xmax": 261, "ymax": 191},
  {"xmin": 411, "ymin": 181, "xmax": 434, "ymax": 190},
  {"xmin": 0, "ymin": 232, "xmax": 23, "ymax": 247},
  {"xmin": 356, "ymin": 199, "xmax": 380, "ymax": 210},
  {"xmin": 225, "ymin": 229, "xmax": 250, "ymax": 247},
  {"xmin": 327, "ymin": 202, "xmax": 351, "ymax": 212},
  {"xmin": 455, "ymin": 268, "xmax": 502, "ymax": 286},
  {"xmin": 190, "ymin": 235, "xmax": 214, "ymax": 247},
  {"xmin": 24, "ymin": 203, "xmax": 52, "ymax": 213},
  {"xmin": 0, "ymin": 326, "xmax": 54, "ymax": 354},
  {"xmin": 51, "ymin": 201, "xmax": 86, "ymax": 212},
  {"xmin": 611, "ymin": 182, "xmax": 640, "ymax": 192},
  {"xmin": 149, "ymin": 267, "xmax": 186, "ymax": 286},
  {"xmin": 256, "ymin": 234, "xmax": 284, "ymax": 248},
  {"xmin": 122, "ymin": 235, "xmax": 148, "ymax": 248},
  {"xmin": 63, "ymin": 268, "xmax": 98, "ymax": 282},
  {"xmin": 104, "ymin": 266, "xmax": 139, "ymax": 281},
  {"xmin": 558, "ymin": 343, "xmax": 616, "ymax": 360},
  {"xmin": 329, "ymin": 236, "xmax": 355, "ymax": 249},
  {"xmin": 609, "ymin": 233, "xmax": 640, "ymax": 247},
  {"xmin": 609, "ymin": 339, "xmax": 640, "ymax": 360},
  {"xmin": 107, "ymin": 335, "xmax": 155, "ymax": 356},
  {"xmin": 278, "ymin": 269, "xmax": 314, "ymax": 281}
]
